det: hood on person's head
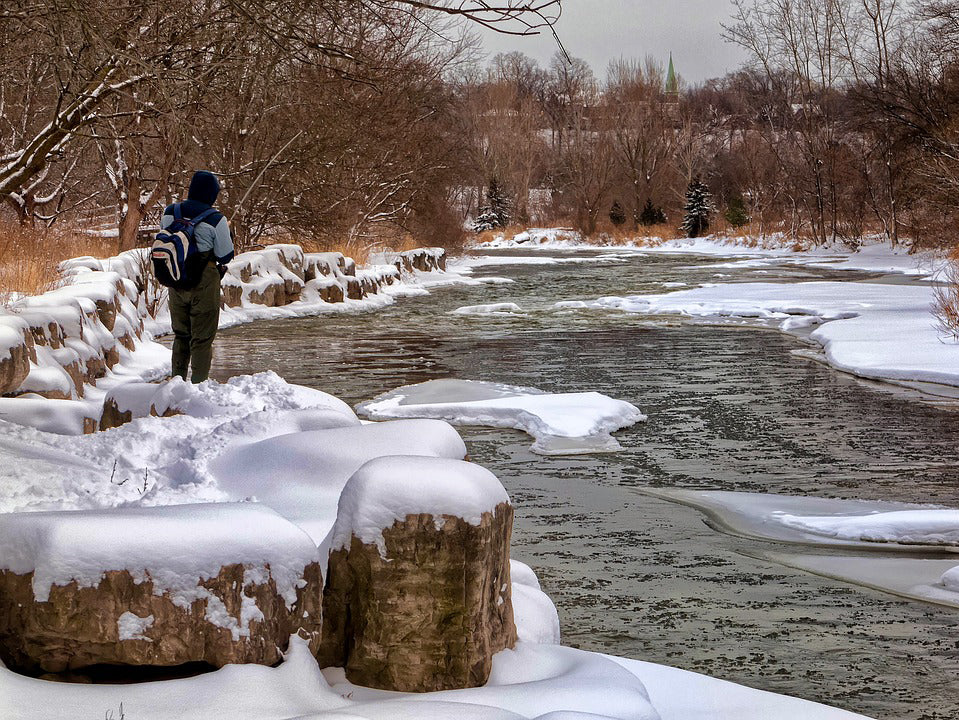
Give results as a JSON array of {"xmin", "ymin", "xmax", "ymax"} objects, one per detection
[{"xmin": 187, "ymin": 170, "xmax": 220, "ymax": 206}]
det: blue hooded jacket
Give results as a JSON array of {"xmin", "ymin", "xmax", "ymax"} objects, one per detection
[{"xmin": 161, "ymin": 170, "xmax": 235, "ymax": 264}]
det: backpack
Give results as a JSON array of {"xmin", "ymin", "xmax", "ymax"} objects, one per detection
[{"xmin": 151, "ymin": 204, "xmax": 217, "ymax": 290}]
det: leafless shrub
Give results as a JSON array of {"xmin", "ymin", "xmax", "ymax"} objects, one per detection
[{"xmin": 933, "ymin": 257, "xmax": 959, "ymax": 341}]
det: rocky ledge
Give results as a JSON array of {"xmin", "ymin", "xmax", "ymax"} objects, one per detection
[{"xmin": 0, "ymin": 245, "xmax": 447, "ymax": 426}]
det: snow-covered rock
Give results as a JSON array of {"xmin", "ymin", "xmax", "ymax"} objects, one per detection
[
  {"xmin": 0, "ymin": 316, "xmax": 32, "ymax": 394},
  {"xmin": 357, "ymin": 379, "xmax": 645, "ymax": 455},
  {"xmin": 0, "ymin": 503, "xmax": 323, "ymax": 674},
  {"xmin": 321, "ymin": 455, "xmax": 515, "ymax": 692},
  {"xmin": 397, "ymin": 247, "xmax": 446, "ymax": 272},
  {"xmin": 774, "ymin": 508, "xmax": 959, "ymax": 546}
]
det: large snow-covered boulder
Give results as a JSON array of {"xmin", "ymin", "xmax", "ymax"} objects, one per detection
[
  {"xmin": 210, "ymin": 418, "xmax": 468, "ymax": 546},
  {"xmin": 320, "ymin": 455, "xmax": 516, "ymax": 692},
  {"xmin": 228, "ymin": 245, "xmax": 307, "ymax": 308},
  {"xmin": 0, "ymin": 503, "xmax": 323, "ymax": 675}
]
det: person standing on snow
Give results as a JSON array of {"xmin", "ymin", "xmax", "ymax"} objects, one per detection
[{"xmin": 161, "ymin": 170, "xmax": 234, "ymax": 383}]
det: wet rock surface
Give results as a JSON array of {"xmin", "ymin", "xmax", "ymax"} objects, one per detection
[
  {"xmin": 321, "ymin": 503, "xmax": 516, "ymax": 692},
  {"xmin": 0, "ymin": 334, "xmax": 31, "ymax": 395},
  {"xmin": 0, "ymin": 562, "xmax": 324, "ymax": 675}
]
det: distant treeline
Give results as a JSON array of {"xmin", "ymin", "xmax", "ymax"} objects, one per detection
[{"xmin": 2, "ymin": 1, "xmax": 958, "ymax": 251}]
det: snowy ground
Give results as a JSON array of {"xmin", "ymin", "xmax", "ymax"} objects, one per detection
[{"xmin": 471, "ymin": 229, "xmax": 943, "ymax": 278}]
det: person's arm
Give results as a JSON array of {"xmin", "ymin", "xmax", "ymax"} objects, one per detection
[{"xmin": 212, "ymin": 216, "xmax": 234, "ymax": 265}]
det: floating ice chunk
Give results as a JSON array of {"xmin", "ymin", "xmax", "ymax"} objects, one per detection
[
  {"xmin": 761, "ymin": 551, "xmax": 959, "ymax": 611},
  {"xmin": 941, "ymin": 565, "xmax": 959, "ymax": 592},
  {"xmin": 452, "ymin": 255, "xmax": 561, "ymax": 268},
  {"xmin": 644, "ymin": 488, "xmax": 959, "ymax": 609},
  {"xmin": 357, "ymin": 379, "xmax": 645, "ymax": 456},
  {"xmin": 569, "ymin": 281, "xmax": 959, "ymax": 387},
  {"xmin": 642, "ymin": 488, "xmax": 956, "ymax": 550},
  {"xmin": 552, "ymin": 301, "xmax": 589, "ymax": 310},
  {"xmin": 451, "ymin": 303, "xmax": 526, "ymax": 316}
]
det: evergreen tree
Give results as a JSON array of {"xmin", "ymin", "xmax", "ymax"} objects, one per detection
[
  {"xmin": 609, "ymin": 200, "xmax": 627, "ymax": 226},
  {"xmin": 724, "ymin": 194, "xmax": 750, "ymax": 229},
  {"xmin": 680, "ymin": 177, "xmax": 711, "ymax": 238},
  {"xmin": 639, "ymin": 198, "xmax": 667, "ymax": 226},
  {"xmin": 472, "ymin": 177, "xmax": 512, "ymax": 232}
]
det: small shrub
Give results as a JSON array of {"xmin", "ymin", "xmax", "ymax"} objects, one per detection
[
  {"xmin": 639, "ymin": 199, "xmax": 667, "ymax": 227},
  {"xmin": 933, "ymin": 257, "xmax": 959, "ymax": 342},
  {"xmin": 724, "ymin": 195, "xmax": 750, "ymax": 228},
  {"xmin": 609, "ymin": 200, "xmax": 627, "ymax": 226}
]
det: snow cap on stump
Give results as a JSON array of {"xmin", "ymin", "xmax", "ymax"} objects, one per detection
[
  {"xmin": 331, "ymin": 454, "xmax": 509, "ymax": 555},
  {"xmin": 322, "ymin": 455, "xmax": 516, "ymax": 692}
]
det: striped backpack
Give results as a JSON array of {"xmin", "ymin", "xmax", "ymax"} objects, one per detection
[{"xmin": 150, "ymin": 204, "xmax": 216, "ymax": 290}]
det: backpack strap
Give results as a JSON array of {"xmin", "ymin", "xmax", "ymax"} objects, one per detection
[
  {"xmin": 191, "ymin": 207, "xmax": 219, "ymax": 226},
  {"xmin": 170, "ymin": 203, "xmax": 217, "ymax": 227}
]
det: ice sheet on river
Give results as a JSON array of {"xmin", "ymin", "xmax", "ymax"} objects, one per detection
[
  {"xmin": 641, "ymin": 488, "xmax": 959, "ymax": 551},
  {"xmin": 560, "ymin": 281, "xmax": 959, "ymax": 388},
  {"xmin": 450, "ymin": 302, "xmax": 526, "ymax": 316},
  {"xmin": 356, "ymin": 379, "xmax": 645, "ymax": 456},
  {"xmin": 644, "ymin": 487, "xmax": 959, "ymax": 609}
]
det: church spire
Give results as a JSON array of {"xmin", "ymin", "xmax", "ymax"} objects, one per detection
[{"xmin": 665, "ymin": 52, "xmax": 678, "ymax": 96}]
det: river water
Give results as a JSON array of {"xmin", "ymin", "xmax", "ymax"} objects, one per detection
[{"xmin": 212, "ymin": 250, "xmax": 959, "ymax": 720}]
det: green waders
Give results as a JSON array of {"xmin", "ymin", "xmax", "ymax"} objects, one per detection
[{"xmin": 169, "ymin": 262, "xmax": 221, "ymax": 383}]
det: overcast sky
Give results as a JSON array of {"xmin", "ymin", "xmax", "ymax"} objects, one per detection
[{"xmin": 477, "ymin": 0, "xmax": 751, "ymax": 85}]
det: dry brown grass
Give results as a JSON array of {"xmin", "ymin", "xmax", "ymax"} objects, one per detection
[
  {"xmin": 590, "ymin": 221, "xmax": 681, "ymax": 246},
  {"xmin": 0, "ymin": 223, "xmax": 116, "ymax": 305}
]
